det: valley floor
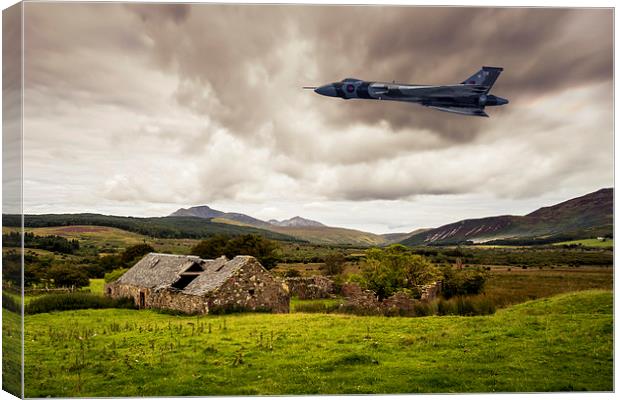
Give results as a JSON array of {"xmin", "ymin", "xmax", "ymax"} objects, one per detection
[{"xmin": 16, "ymin": 290, "xmax": 613, "ymax": 397}]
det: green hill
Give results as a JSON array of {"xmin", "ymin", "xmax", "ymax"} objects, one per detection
[
  {"xmin": 3, "ymin": 213, "xmax": 297, "ymax": 242},
  {"xmin": 401, "ymin": 188, "xmax": 613, "ymax": 246},
  {"xmin": 268, "ymin": 225, "xmax": 388, "ymax": 246}
]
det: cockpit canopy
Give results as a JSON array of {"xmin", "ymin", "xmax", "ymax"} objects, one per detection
[{"xmin": 341, "ymin": 78, "xmax": 362, "ymax": 83}]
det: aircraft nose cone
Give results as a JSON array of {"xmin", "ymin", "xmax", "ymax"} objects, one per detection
[
  {"xmin": 498, "ymin": 97, "xmax": 509, "ymax": 105},
  {"xmin": 315, "ymin": 84, "xmax": 338, "ymax": 97}
]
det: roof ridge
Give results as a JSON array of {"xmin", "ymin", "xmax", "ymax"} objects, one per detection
[{"xmin": 147, "ymin": 252, "xmax": 200, "ymax": 258}]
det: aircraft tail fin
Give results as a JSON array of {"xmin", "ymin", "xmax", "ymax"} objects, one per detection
[{"xmin": 461, "ymin": 66, "xmax": 503, "ymax": 91}]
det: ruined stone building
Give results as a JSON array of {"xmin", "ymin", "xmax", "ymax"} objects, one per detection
[
  {"xmin": 284, "ymin": 276, "xmax": 336, "ymax": 299},
  {"xmin": 105, "ymin": 253, "xmax": 290, "ymax": 314}
]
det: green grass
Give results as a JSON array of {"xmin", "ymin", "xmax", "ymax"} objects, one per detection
[
  {"xmin": 483, "ymin": 267, "xmax": 612, "ymax": 307},
  {"xmin": 21, "ymin": 290, "xmax": 612, "ymax": 396},
  {"xmin": 87, "ymin": 279, "xmax": 105, "ymax": 295},
  {"xmin": 554, "ymin": 238, "xmax": 614, "ymax": 248},
  {"xmin": 3, "ymin": 302, "xmax": 22, "ymax": 397},
  {"xmin": 291, "ymin": 297, "xmax": 343, "ymax": 312}
]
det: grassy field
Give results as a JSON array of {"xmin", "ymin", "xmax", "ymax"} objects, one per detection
[
  {"xmin": 3, "ymin": 225, "xmax": 200, "ymax": 256},
  {"xmin": 554, "ymin": 238, "xmax": 614, "ymax": 248},
  {"xmin": 482, "ymin": 267, "xmax": 612, "ymax": 307},
  {"xmin": 20, "ymin": 290, "xmax": 612, "ymax": 396},
  {"xmin": 2, "ymin": 302, "xmax": 22, "ymax": 396}
]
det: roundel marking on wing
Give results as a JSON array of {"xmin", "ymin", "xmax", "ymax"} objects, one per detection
[{"xmin": 346, "ymin": 84, "xmax": 355, "ymax": 93}]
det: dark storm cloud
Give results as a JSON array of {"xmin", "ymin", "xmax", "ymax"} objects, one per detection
[{"xmin": 123, "ymin": 5, "xmax": 612, "ymax": 145}]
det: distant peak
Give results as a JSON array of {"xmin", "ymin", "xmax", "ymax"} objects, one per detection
[{"xmin": 268, "ymin": 216, "xmax": 325, "ymax": 227}]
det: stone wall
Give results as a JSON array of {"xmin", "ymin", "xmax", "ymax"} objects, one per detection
[
  {"xmin": 151, "ymin": 289, "xmax": 208, "ymax": 314},
  {"xmin": 339, "ymin": 281, "xmax": 443, "ymax": 315},
  {"xmin": 420, "ymin": 281, "xmax": 442, "ymax": 301},
  {"xmin": 105, "ymin": 282, "xmax": 154, "ymax": 309},
  {"xmin": 207, "ymin": 260, "xmax": 290, "ymax": 313},
  {"xmin": 284, "ymin": 276, "xmax": 335, "ymax": 300},
  {"xmin": 382, "ymin": 291, "xmax": 417, "ymax": 314},
  {"xmin": 340, "ymin": 283, "xmax": 381, "ymax": 313}
]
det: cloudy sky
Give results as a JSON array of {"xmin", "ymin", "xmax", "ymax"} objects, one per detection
[{"xmin": 19, "ymin": 3, "xmax": 613, "ymax": 233}]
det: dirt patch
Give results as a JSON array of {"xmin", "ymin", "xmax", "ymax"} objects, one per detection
[{"xmin": 53, "ymin": 226, "xmax": 109, "ymax": 233}]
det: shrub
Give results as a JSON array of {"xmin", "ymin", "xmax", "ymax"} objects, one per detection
[
  {"xmin": 2, "ymin": 293, "xmax": 21, "ymax": 313},
  {"xmin": 412, "ymin": 301, "xmax": 435, "ymax": 317},
  {"xmin": 120, "ymin": 243, "xmax": 155, "ymax": 265},
  {"xmin": 321, "ymin": 253, "xmax": 346, "ymax": 276},
  {"xmin": 191, "ymin": 234, "xmax": 280, "ymax": 269},
  {"xmin": 360, "ymin": 245, "xmax": 440, "ymax": 300},
  {"xmin": 25, "ymin": 293, "xmax": 135, "ymax": 314},
  {"xmin": 440, "ymin": 265, "xmax": 489, "ymax": 298},
  {"xmin": 46, "ymin": 264, "xmax": 90, "ymax": 288}
]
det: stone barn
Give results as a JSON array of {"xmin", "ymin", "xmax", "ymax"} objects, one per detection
[{"xmin": 105, "ymin": 253, "xmax": 290, "ymax": 314}]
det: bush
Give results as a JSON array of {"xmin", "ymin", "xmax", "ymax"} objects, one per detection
[
  {"xmin": 360, "ymin": 245, "xmax": 441, "ymax": 300},
  {"xmin": 191, "ymin": 234, "xmax": 280, "ymax": 269},
  {"xmin": 440, "ymin": 265, "xmax": 489, "ymax": 298},
  {"xmin": 120, "ymin": 243, "xmax": 155, "ymax": 265},
  {"xmin": 25, "ymin": 293, "xmax": 135, "ymax": 314},
  {"xmin": 104, "ymin": 268, "xmax": 129, "ymax": 283},
  {"xmin": 46, "ymin": 264, "xmax": 90, "ymax": 288},
  {"xmin": 321, "ymin": 253, "xmax": 346, "ymax": 276},
  {"xmin": 412, "ymin": 301, "xmax": 435, "ymax": 317},
  {"xmin": 2, "ymin": 293, "xmax": 21, "ymax": 313},
  {"xmin": 434, "ymin": 295, "xmax": 496, "ymax": 316}
]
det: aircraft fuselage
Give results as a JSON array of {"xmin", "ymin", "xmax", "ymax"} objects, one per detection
[{"xmin": 311, "ymin": 67, "xmax": 509, "ymax": 117}]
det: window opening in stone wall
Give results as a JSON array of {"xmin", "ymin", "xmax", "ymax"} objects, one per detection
[{"xmin": 248, "ymin": 288, "xmax": 255, "ymax": 296}]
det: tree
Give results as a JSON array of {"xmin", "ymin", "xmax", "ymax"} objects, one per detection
[
  {"xmin": 360, "ymin": 245, "xmax": 441, "ymax": 300},
  {"xmin": 191, "ymin": 234, "xmax": 280, "ymax": 269},
  {"xmin": 46, "ymin": 264, "xmax": 90, "ymax": 288},
  {"xmin": 440, "ymin": 265, "xmax": 489, "ymax": 298},
  {"xmin": 321, "ymin": 253, "xmax": 346, "ymax": 276},
  {"xmin": 120, "ymin": 243, "xmax": 155, "ymax": 265},
  {"xmin": 191, "ymin": 235, "xmax": 231, "ymax": 259}
]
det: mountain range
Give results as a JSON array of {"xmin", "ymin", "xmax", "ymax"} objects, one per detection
[
  {"xmin": 170, "ymin": 206, "xmax": 326, "ymax": 228},
  {"xmin": 10, "ymin": 189, "xmax": 609, "ymax": 247},
  {"xmin": 169, "ymin": 188, "xmax": 612, "ymax": 246},
  {"xmin": 400, "ymin": 188, "xmax": 613, "ymax": 246},
  {"xmin": 169, "ymin": 206, "xmax": 385, "ymax": 246}
]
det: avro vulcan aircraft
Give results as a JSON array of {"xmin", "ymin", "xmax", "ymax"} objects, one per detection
[{"xmin": 306, "ymin": 66, "xmax": 508, "ymax": 117}]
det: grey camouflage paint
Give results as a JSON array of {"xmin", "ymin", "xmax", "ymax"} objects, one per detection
[{"xmin": 313, "ymin": 66, "xmax": 508, "ymax": 117}]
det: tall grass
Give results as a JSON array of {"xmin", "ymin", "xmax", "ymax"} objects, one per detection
[
  {"xmin": 25, "ymin": 293, "xmax": 135, "ymax": 314},
  {"xmin": 294, "ymin": 294, "xmax": 496, "ymax": 317},
  {"xmin": 2, "ymin": 292, "xmax": 21, "ymax": 313}
]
